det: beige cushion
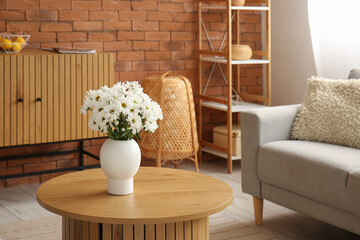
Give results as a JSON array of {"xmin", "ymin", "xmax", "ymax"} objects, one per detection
[
  {"xmin": 348, "ymin": 67, "xmax": 360, "ymax": 79},
  {"xmin": 291, "ymin": 76, "xmax": 360, "ymax": 148}
]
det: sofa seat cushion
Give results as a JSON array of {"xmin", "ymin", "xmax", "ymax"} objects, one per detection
[
  {"xmin": 346, "ymin": 169, "xmax": 360, "ymax": 214},
  {"xmin": 258, "ymin": 140, "xmax": 360, "ymax": 216}
]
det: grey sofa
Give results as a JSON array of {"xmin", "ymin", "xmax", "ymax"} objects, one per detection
[{"xmin": 241, "ymin": 104, "xmax": 360, "ymax": 235}]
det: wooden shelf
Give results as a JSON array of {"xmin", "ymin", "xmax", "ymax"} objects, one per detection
[
  {"xmin": 201, "ymin": 101, "xmax": 267, "ymax": 112},
  {"xmin": 198, "ymin": 0, "xmax": 271, "ymax": 173},
  {"xmin": 200, "ymin": 6, "xmax": 269, "ymax": 11},
  {"xmin": 232, "ymin": 6, "xmax": 269, "ymax": 10},
  {"xmin": 202, "ymin": 146, "xmax": 241, "ymax": 160},
  {"xmin": 201, "ymin": 56, "xmax": 269, "ymax": 65}
]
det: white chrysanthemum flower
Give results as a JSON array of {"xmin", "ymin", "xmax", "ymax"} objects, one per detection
[
  {"xmin": 118, "ymin": 96, "xmax": 133, "ymax": 114},
  {"xmin": 101, "ymin": 85, "xmax": 110, "ymax": 93},
  {"xmin": 94, "ymin": 112, "xmax": 110, "ymax": 133},
  {"xmin": 92, "ymin": 89, "xmax": 107, "ymax": 102},
  {"xmin": 146, "ymin": 101, "xmax": 163, "ymax": 120},
  {"xmin": 124, "ymin": 81, "xmax": 143, "ymax": 94},
  {"xmin": 128, "ymin": 113, "xmax": 142, "ymax": 134},
  {"xmin": 144, "ymin": 120, "xmax": 158, "ymax": 132},
  {"xmin": 112, "ymin": 81, "xmax": 127, "ymax": 92},
  {"xmin": 104, "ymin": 102, "xmax": 120, "ymax": 122},
  {"xmin": 81, "ymin": 91, "xmax": 97, "ymax": 110},
  {"xmin": 100, "ymin": 109, "xmax": 112, "ymax": 123},
  {"xmin": 86, "ymin": 90, "xmax": 97, "ymax": 100},
  {"xmin": 132, "ymin": 94, "xmax": 143, "ymax": 105},
  {"xmin": 88, "ymin": 115, "xmax": 99, "ymax": 131},
  {"xmin": 80, "ymin": 105, "xmax": 88, "ymax": 115},
  {"xmin": 93, "ymin": 105, "xmax": 106, "ymax": 114}
]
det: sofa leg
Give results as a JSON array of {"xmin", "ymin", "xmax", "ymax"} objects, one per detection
[{"xmin": 253, "ymin": 196, "xmax": 263, "ymax": 225}]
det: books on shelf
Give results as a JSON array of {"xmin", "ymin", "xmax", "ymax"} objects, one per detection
[{"xmin": 54, "ymin": 47, "xmax": 96, "ymax": 54}]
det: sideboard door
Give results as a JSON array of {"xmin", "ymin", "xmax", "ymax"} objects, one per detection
[
  {"xmin": 0, "ymin": 51, "xmax": 114, "ymax": 148},
  {"xmin": 0, "ymin": 55, "xmax": 26, "ymax": 147}
]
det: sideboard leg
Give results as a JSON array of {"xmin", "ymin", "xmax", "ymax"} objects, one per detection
[{"xmin": 80, "ymin": 140, "xmax": 84, "ymax": 167}]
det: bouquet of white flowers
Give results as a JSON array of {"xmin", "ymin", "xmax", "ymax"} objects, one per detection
[{"xmin": 80, "ymin": 81, "xmax": 163, "ymax": 141}]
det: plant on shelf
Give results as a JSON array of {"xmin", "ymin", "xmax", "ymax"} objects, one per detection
[{"xmin": 80, "ymin": 81, "xmax": 163, "ymax": 141}]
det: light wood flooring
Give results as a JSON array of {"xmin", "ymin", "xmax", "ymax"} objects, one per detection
[{"xmin": 0, "ymin": 159, "xmax": 359, "ymax": 240}]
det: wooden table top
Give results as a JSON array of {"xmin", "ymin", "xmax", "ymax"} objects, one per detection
[{"xmin": 37, "ymin": 167, "xmax": 233, "ymax": 224}]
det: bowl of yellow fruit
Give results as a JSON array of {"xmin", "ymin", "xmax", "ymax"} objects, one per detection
[{"xmin": 0, "ymin": 34, "xmax": 30, "ymax": 53}]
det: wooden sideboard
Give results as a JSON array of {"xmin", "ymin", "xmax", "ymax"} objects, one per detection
[{"xmin": 0, "ymin": 49, "xmax": 114, "ymax": 148}]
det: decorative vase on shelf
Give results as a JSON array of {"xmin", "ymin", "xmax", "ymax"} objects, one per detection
[
  {"xmin": 100, "ymin": 139, "xmax": 141, "ymax": 195},
  {"xmin": 232, "ymin": 0, "xmax": 245, "ymax": 6},
  {"xmin": 232, "ymin": 44, "xmax": 253, "ymax": 60}
]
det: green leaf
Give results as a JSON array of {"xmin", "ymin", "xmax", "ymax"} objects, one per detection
[{"xmin": 135, "ymin": 133, "xmax": 141, "ymax": 142}]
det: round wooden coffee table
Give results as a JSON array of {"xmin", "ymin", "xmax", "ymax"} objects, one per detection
[{"xmin": 37, "ymin": 167, "xmax": 233, "ymax": 240}]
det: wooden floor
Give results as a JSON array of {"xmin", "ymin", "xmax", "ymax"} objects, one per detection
[{"xmin": 0, "ymin": 159, "xmax": 359, "ymax": 240}]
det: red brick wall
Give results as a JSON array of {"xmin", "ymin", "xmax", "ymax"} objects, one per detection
[
  {"xmin": 0, "ymin": 0, "xmax": 198, "ymax": 82},
  {"xmin": 0, "ymin": 0, "xmax": 262, "ymax": 187}
]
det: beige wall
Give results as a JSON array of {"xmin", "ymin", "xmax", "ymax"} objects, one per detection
[{"xmin": 271, "ymin": 0, "xmax": 317, "ymax": 106}]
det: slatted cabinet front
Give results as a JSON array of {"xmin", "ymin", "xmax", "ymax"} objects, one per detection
[{"xmin": 0, "ymin": 50, "xmax": 114, "ymax": 147}]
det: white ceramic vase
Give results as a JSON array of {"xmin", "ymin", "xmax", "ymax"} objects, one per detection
[{"xmin": 100, "ymin": 139, "xmax": 141, "ymax": 195}]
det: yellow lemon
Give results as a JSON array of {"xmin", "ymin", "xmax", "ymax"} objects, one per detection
[
  {"xmin": 14, "ymin": 36, "xmax": 25, "ymax": 44},
  {"xmin": 12, "ymin": 43, "xmax": 22, "ymax": 52},
  {"xmin": 1, "ymin": 39, "xmax": 12, "ymax": 50},
  {"xmin": 0, "ymin": 35, "xmax": 2, "ymax": 42}
]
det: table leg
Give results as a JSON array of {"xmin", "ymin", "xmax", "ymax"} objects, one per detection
[{"xmin": 62, "ymin": 216, "xmax": 209, "ymax": 240}]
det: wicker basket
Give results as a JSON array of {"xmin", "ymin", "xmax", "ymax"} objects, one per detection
[
  {"xmin": 139, "ymin": 72, "xmax": 199, "ymax": 171},
  {"xmin": 232, "ymin": 44, "xmax": 253, "ymax": 60},
  {"xmin": 0, "ymin": 34, "xmax": 30, "ymax": 53}
]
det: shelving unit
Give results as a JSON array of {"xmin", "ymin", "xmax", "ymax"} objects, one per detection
[{"xmin": 198, "ymin": 0, "xmax": 271, "ymax": 173}]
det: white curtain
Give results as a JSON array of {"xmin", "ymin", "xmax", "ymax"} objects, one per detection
[{"xmin": 307, "ymin": 0, "xmax": 360, "ymax": 78}]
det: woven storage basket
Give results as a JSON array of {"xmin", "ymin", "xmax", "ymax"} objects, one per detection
[{"xmin": 139, "ymin": 72, "xmax": 199, "ymax": 171}]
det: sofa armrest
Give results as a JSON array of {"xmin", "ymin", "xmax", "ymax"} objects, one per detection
[{"xmin": 241, "ymin": 104, "xmax": 300, "ymax": 198}]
